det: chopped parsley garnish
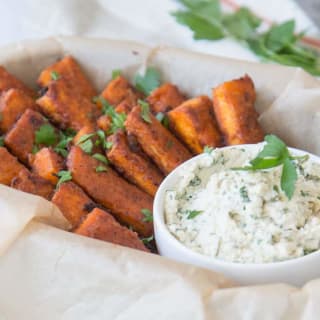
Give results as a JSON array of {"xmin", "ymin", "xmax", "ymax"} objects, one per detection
[
  {"xmin": 56, "ymin": 170, "xmax": 72, "ymax": 187},
  {"xmin": 186, "ymin": 210, "xmax": 203, "ymax": 219},
  {"xmin": 96, "ymin": 130, "xmax": 112, "ymax": 149},
  {"xmin": 134, "ymin": 67, "xmax": 161, "ymax": 95},
  {"xmin": 78, "ymin": 139, "xmax": 93, "ymax": 154},
  {"xmin": 156, "ymin": 112, "xmax": 169, "ymax": 128},
  {"xmin": 141, "ymin": 208, "xmax": 153, "ymax": 222},
  {"xmin": 240, "ymin": 186, "xmax": 250, "ymax": 202},
  {"xmin": 141, "ymin": 235, "xmax": 154, "ymax": 244},
  {"xmin": 95, "ymin": 165, "xmax": 108, "ymax": 173},
  {"xmin": 138, "ymin": 100, "xmax": 152, "ymax": 124},
  {"xmin": 0, "ymin": 136, "xmax": 4, "ymax": 147},
  {"xmin": 92, "ymin": 153, "xmax": 109, "ymax": 165},
  {"xmin": 35, "ymin": 124, "xmax": 58, "ymax": 146},
  {"xmin": 51, "ymin": 71, "xmax": 60, "ymax": 80},
  {"xmin": 112, "ymin": 69, "xmax": 121, "ymax": 79},
  {"xmin": 203, "ymin": 145, "xmax": 214, "ymax": 154},
  {"xmin": 233, "ymin": 134, "xmax": 303, "ymax": 200},
  {"xmin": 96, "ymin": 97, "xmax": 126, "ymax": 134}
]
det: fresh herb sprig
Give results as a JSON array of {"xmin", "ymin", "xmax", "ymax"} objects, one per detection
[
  {"xmin": 138, "ymin": 100, "xmax": 152, "ymax": 124},
  {"xmin": 233, "ymin": 135, "xmax": 307, "ymax": 199},
  {"xmin": 56, "ymin": 170, "xmax": 72, "ymax": 187},
  {"xmin": 134, "ymin": 67, "xmax": 161, "ymax": 95},
  {"xmin": 172, "ymin": 0, "xmax": 320, "ymax": 76},
  {"xmin": 141, "ymin": 208, "xmax": 153, "ymax": 222}
]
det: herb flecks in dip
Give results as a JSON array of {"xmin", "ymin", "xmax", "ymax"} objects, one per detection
[{"xmin": 165, "ymin": 145, "xmax": 320, "ymax": 263}]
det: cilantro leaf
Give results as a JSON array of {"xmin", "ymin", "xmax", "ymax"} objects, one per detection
[
  {"xmin": 112, "ymin": 69, "xmax": 121, "ymax": 79},
  {"xmin": 134, "ymin": 67, "xmax": 161, "ymax": 95},
  {"xmin": 265, "ymin": 20, "xmax": 295, "ymax": 52},
  {"xmin": 172, "ymin": 11, "xmax": 224, "ymax": 40},
  {"xmin": 79, "ymin": 139, "xmax": 93, "ymax": 154},
  {"xmin": 281, "ymin": 158, "xmax": 298, "ymax": 199},
  {"xmin": 254, "ymin": 134, "xmax": 288, "ymax": 159},
  {"xmin": 51, "ymin": 71, "xmax": 60, "ymax": 81},
  {"xmin": 35, "ymin": 124, "xmax": 57, "ymax": 146},
  {"xmin": 141, "ymin": 235, "xmax": 154, "ymax": 244},
  {"xmin": 0, "ymin": 136, "xmax": 4, "ymax": 147},
  {"xmin": 138, "ymin": 100, "xmax": 152, "ymax": 124},
  {"xmin": 155, "ymin": 112, "xmax": 170, "ymax": 128},
  {"xmin": 141, "ymin": 208, "xmax": 153, "ymax": 222},
  {"xmin": 187, "ymin": 210, "xmax": 203, "ymax": 219},
  {"xmin": 95, "ymin": 165, "xmax": 108, "ymax": 173},
  {"xmin": 77, "ymin": 133, "xmax": 95, "ymax": 145},
  {"xmin": 92, "ymin": 153, "xmax": 109, "ymax": 165},
  {"xmin": 56, "ymin": 170, "xmax": 72, "ymax": 187}
]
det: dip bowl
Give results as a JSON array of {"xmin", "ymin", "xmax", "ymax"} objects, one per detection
[{"xmin": 153, "ymin": 144, "xmax": 320, "ymax": 286}]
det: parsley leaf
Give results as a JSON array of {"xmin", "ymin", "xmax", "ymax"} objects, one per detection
[
  {"xmin": 172, "ymin": 2, "xmax": 320, "ymax": 76},
  {"xmin": 95, "ymin": 165, "xmax": 108, "ymax": 173},
  {"xmin": 186, "ymin": 210, "xmax": 203, "ymax": 219},
  {"xmin": 134, "ymin": 67, "xmax": 161, "ymax": 95},
  {"xmin": 51, "ymin": 71, "xmax": 60, "ymax": 81},
  {"xmin": 233, "ymin": 134, "xmax": 302, "ymax": 199},
  {"xmin": 203, "ymin": 145, "xmax": 214, "ymax": 154},
  {"xmin": 141, "ymin": 235, "xmax": 154, "ymax": 244},
  {"xmin": 141, "ymin": 208, "xmax": 153, "ymax": 222},
  {"xmin": 92, "ymin": 153, "xmax": 109, "ymax": 165},
  {"xmin": 112, "ymin": 69, "xmax": 121, "ymax": 79},
  {"xmin": 155, "ymin": 112, "xmax": 169, "ymax": 128},
  {"xmin": 56, "ymin": 170, "xmax": 72, "ymax": 187},
  {"xmin": 78, "ymin": 139, "xmax": 93, "ymax": 154},
  {"xmin": 35, "ymin": 124, "xmax": 57, "ymax": 146},
  {"xmin": 138, "ymin": 100, "xmax": 152, "ymax": 124}
]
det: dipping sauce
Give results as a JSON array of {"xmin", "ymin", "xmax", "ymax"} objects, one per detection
[{"xmin": 165, "ymin": 145, "xmax": 320, "ymax": 263}]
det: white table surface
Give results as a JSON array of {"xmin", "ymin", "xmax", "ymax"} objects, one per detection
[{"xmin": 0, "ymin": 0, "xmax": 318, "ymax": 62}]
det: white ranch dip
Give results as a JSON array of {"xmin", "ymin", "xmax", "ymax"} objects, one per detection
[{"xmin": 165, "ymin": 145, "xmax": 320, "ymax": 263}]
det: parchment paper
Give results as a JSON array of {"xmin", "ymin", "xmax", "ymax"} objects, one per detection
[{"xmin": 1, "ymin": 37, "xmax": 320, "ymax": 319}]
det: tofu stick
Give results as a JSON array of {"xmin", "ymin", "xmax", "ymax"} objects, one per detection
[
  {"xmin": 125, "ymin": 105, "xmax": 192, "ymax": 175},
  {"xmin": 168, "ymin": 95, "xmax": 222, "ymax": 154},
  {"xmin": 212, "ymin": 75, "xmax": 264, "ymax": 145},
  {"xmin": 75, "ymin": 208, "xmax": 149, "ymax": 252},
  {"xmin": 67, "ymin": 146, "xmax": 153, "ymax": 237},
  {"xmin": 107, "ymin": 130, "xmax": 164, "ymax": 196}
]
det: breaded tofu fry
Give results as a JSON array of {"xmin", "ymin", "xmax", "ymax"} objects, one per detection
[
  {"xmin": 97, "ymin": 114, "xmax": 111, "ymax": 132},
  {"xmin": 212, "ymin": 75, "xmax": 264, "ymax": 145},
  {"xmin": 74, "ymin": 208, "xmax": 148, "ymax": 252},
  {"xmin": 125, "ymin": 105, "xmax": 192, "ymax": 175},
  {"xmin": 67, "ymin": 146, "xmax": 153, "ymax": 237},
  {"xmin": 147, "ymin": 83, "xmax": 186, "ymax": 113},
  {"xmin": 11, "ymin": 169, "xmax": 54, "ymax": 200},
  {"xmin": 36, "ymin": 78, "xmax": 100, "ymax": 130},
  {"xmin": 0, "ymin": 66, "xmax": 35, "ymax": 97},
  {"xmin": 5, "ymin": 109, "xmax": 48, "ymax": 164},
  {"xmin": 101, "ymin": 75, "xmax": 142, "ymax": 106},
  {"xmin": 168, "ymin": 96, "xmax": 222, "ymax": 154},
  {"xmin": 37, "ymin": 56, "xmax": 97, "ymax": 99},
  {"xmin": 107, "ymin": 131, "xmax": 164, "ymax": 196},
  {"xmin": 52, "ymin": 181, "xmax": 95, "ymax": 228},
  {"xmin": 0, "ymin": 147, "xmax": 25, "ymax": 185},
  {"xmin": 32, "ymin": 148, "xmax": 64, "ymax": 184},
  {"xmin": 0, "ymin": 89, "xmax": 38, "ymax": 133}
]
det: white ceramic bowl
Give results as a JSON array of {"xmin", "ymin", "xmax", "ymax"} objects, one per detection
[{"xmin": 154, "ymin": 144, "xmax": 320, "ymax": 286}]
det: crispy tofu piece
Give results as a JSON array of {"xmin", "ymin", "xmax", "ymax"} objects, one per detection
[
  {"xmin": 0, "ymin": 147, "xmax": 25, "ymax": 185},
  {"xmin": 125, "ymin": 105, "xmax": 192, "ymax": 175},
  {"xmin": 4, "ymin": 109, "xmax": 48, "ymax": 164},
  {"xmin": 11, "ymin": 169, "xmax": 54, "ymax": 200},
  {"xmin": 37, "ymin": 56, "xmax": 97, "ymax": 100},
  {"xmin": 0, "ymin": 89, "xmax": 38, "ymax": 133},
  {"xmin": 212, "ymin": 75, "xmax": 264, "ymax": 145},
  {"xmin": 52, "ymin": 181, "xmax": 95, "ymax": 228},
  {"xmin": 107, "ymin": 131, "xmax": 164, "ymax": 196},
  {"xmin": 101, "ymin": 75, "xmax": 143, "ymax": 106},
  {"xmin": 74, "ymin": 208, "xmax": 148, "ymax": 252},
  {"xmin": 32, "ymin": 148, "xmax": 64, "ymax": 184},
  {"xmin": 147, "ymin": 83, "xmax": 186, "ymax": 114},
  {"xmin": 0, "ymin": 66, "xmax": 35, "ymax": 97},
  {"xmin": 36, "ymin": 77, "xmax": 100, "ymax": 130},
  {"xmin": 97, "ymin": 114, "xmax": 111, "ymax": 132},
  {"xmin": 67, "ymin": 146, "xmax": 153, "ymax": 237},
  {"xmin": 168, "ymin": 96, "xmax": 222, "ymax": 154},
  {"xmin": 115, "ymin": 99, "xmax": 133, "ymax": 114}
]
